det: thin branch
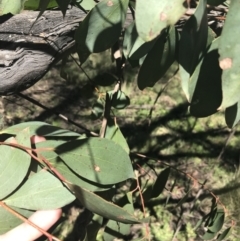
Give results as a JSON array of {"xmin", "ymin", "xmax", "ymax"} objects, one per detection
[
  {"xmin": 131, "ymin": 152, "xmax": 229, "ymax": 213},
  {"xmin": 0, "ymin": 201, "xmax": 62, "ymax": 241}
]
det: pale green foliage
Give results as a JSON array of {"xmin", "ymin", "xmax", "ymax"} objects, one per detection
[
  {"xmin": 0, "ymin": 0, "xmax": 237, "ymax": 240},
  {"xmin": 0, "ymin": 0, "xmax": 25, "ymax": 15}
]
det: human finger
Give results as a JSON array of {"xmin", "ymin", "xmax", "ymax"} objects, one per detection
[{"xmin": 0, "ymin": 209, "xmax": 62, "ymax": 241}]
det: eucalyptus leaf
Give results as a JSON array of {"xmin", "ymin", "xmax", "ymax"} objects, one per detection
[
  {"xmin": 189, "ymin": 37, "xmax": 222, "ymax": 117},
  {"xmin": 179, "ymin": 0, "xmax": 209, "ymax": 101},
  {"xmin": 104, "ymin": 118, "xmax": 129, "ymax": 153},
  {"xmin": 4, "ymin": 171, "xmax": 75, "ymax": 210},
  {"xmin": 75, "ymin": 0, "xmax": 129, "ymax": 63},
  {"xmin": 0, "ymin": 0, "xmax": 25, "ymax": 15},
  {"xmin": 1, "ymin": 121, "xmax": 80, "ymax": 137},
  {"xmin": 135, "ymin": 0, "xmax": 186, "ymax": 41},
  {"xmin": 138, "ymin": 27, "xmax": 177, "ymax": 90},
  {"xmin": 24, "ymin": 0, "xmax": 57, "ymax": 10},
  {"xmin": 0, "ymin": 129, "xmax": 31, "ymax": 199},
  {"xmin": 225, "ymin": 101, "xmax": 240, "ymax": 128},
  {"xmin": 0, "ymin": 206, "xmax": 34, "ymax": 234},
  {"xmin": 219, "ymin": 0, "xmax": 240, "ymax": 108},
  {"xmin": 56, "ymin": 0, "xmax": 71, "ymax": 16},
  {"xmin": 68, "ymin": 183, "xmax": 141, "ymax": 224},
  {"xmin": 217, "ymin": 227, "xmax": 231, "ymax": 241},
  {"xmin": 36, "ymin": 140, "xmax": 114, "ymax": 192},
  {"xmin": 151, "ymin": 167, "xmax": 170, "ymax": 198},
  {"xmin": 123, "ymin": 21, "xmax": 157, "ymax": 60},
  {"xmin": 55, "ymin": 138, "xmax": 134, "ymax": 184}
]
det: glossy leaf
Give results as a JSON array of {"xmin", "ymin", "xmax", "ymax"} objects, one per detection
[
  {"xmin": 4, "ymin": 171, "xmax": 75, "ymax": 209},
  {"xmin": 68, "ymin": 183, "xmax": 140, "ymax": 224},
  {"xmin": 138, "ymin": 27, "xmax": 177, "ymax": 90},
  {"xmin": 151, "ymin": 167, "xmax": 170, "ymax": 198},
  {"xmin": 75, "ymin": 0, "xmax": 129, "ymax": 63},
  {"xmin": 219, "ymin": 0, "xmax": 240, "ymax": 108},
  {"xmin": 179, "ymin": 0, "xmax": 209, "ymax": 100},
  {"xmin": 104, "ymin": 118, "xmax": 129, "ymax": 153},
  {"xmin": 55, "ymin": 138, "xmax": 134, "ymax": 185},
  {"xmin": 225, "ymin": 101, "xmax": 240, "ymax": 128},
  {"xmin": 217, "ymin": 227, "xmax": 231, "ymax": 241},
  {"xmin": 123, "ymin": 21, "xmax": 157, "ymax": 60},
  {"xmin": 0, "ymin": 129, "xmax": 31, "ymax": 199},
  {"xmin": 1, "ymin": 121, "xmax": 80, "ymax": 137},
  {"xmin": 189, "ymin": 37, "xmax": 222, "ymax": 117},
  {"xmin": 36, "ymin": 140, "xmax": 113, "ymax": 192},
  {"xmin": 135, "ymin": 0, "xmax": 186, "ymax": 41},
  {"xmin": 0, "ymin": 206, "xmax": 34, "ymax": 234}
]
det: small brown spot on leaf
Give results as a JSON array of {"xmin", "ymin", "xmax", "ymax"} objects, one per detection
[
  {"xmin": 149, "ymin": 29, "xmax": 154, "ymax": 38},
  {"xmin": 94, "ymin": 165, "xmax": 101, "ymax": 172},
  {"xmin": 107, "ymin": 0, "xmax": 113, "ymax": 6},
  {"xmin": 219, "ymin": 58, "xmax": 232, "ymax": 70},
  {"xmin": 160, "ymin": 12, "xmax": 167, "ymax": 21}
]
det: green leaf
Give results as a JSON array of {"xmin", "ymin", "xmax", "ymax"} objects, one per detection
[
  {"xmin": 91, "ymin": 99, "xmax": 104, "ymax": 120},
  {"xmin": 1, "ymin": 121, "xmax": 80, "ymax": 137},
  {"xmin": 135, "ymin": 0, "xmax": 186, "ymax": 42},
  {"xmin": 36, "ymin": 140, "xmax": 113, "ymax": 192},
  {"xmin": 75, "ymin": 0, "xmax": 129, "ymax": 63},
  {"xmin": 85, "ymin": 214, "xmax": 103, "ymax": 241},
  {"xmin": 219, "ymin": 0, "xmax": 240, "ymax": 108},
  {"xmin": 111, "ymin": 90, "xmax": 130, "ymax": 109},
  {"xmin": 207, "ymin": 209, "xmax": 225, "ymax": 233},
  {"xmin": 123, "ymin": 21, "xmax": 157, "ymax": 60},
  {"xmin": 188, "ymin": 37, "xmax": 222, "ymax": 117},
  {"xmin": 202, "ymin": 230, "xmax": 217, "ymax": 240},
  {"xmin": 4, "ymin": 171, "xmax": 75, "ymax": 209},
  {"xmin": 138, "ymin": 27, "xmax": 178, "ymax": 90},
  {"xmin": 151, "ymin": 167, "xmax": 170, "ymax": 198},
  {"xmin": 179, "ymin": 0, "xmax": 212, "ymax": 100},
  {"xmin": 78, "ymin": 0, "xmax": 96, "ymax": 11},
  {"xmin": 217, "ymin": 227, "xmax": 231, "ymax": 241},
  {"xmin": 56, "ymin": 0, "xmax": 71, "ymax": 16},
  {"xmin": 104, "ymin": 220, "xmax": 131, "ymax": 241},
  {"xmin": 55, "ymin": 138, "xmax": 134, "ymax": 185},
  {"xmin": 0, "ymin": 206, "xmax": 34, "ymax": 234},
  {"xmin": 179, "ymin": 0, "xmax": 210, "ymax": 101},
  {"xmin": 24, "ymin": 0, "xmax": 58, "ymax": 10},
  {"xmin": 0, "ymin": 129, "xmax": 31, "ymax": 199},
  {"xmin": 103, "ymin": 193, "xmax": 133, "ymax": 240},
  {"xmin": 225, "ymin": 101, "xmax": 240, "ymax": 128},
  {"xmin": 207, "ymin": 0, "xmax": 226, "ymax": 6},
  {"xmin": 104, "ymin": 118, "xmax": 130, "ymax": 153},
  {"xmin": 0, "ymin": 0, "xmax": 25, "ymax": 15},
  {"xmin": 68, "ymin": 183, "xmax": 141, "ymax": 224}
]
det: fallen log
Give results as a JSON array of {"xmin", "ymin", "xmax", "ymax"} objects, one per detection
[{"xmin": 0, "ymin": 7, "xmax": 85, "ymax": 95}]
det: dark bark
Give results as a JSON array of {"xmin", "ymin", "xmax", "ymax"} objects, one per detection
[{"xmin": 0, "ymin": 7, "xmax": 85, "ymax": 95}]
